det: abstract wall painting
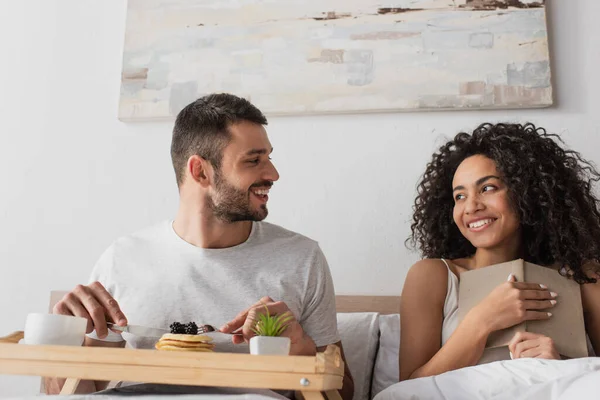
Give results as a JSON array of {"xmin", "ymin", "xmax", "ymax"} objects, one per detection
[{"xmin": 119, "ymin": 0, "xmax": 551, "ymax": 120}]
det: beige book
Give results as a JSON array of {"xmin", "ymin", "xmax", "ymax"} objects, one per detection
[{"xmin": 457, "ymin": 258, "xmax": 587, "ymax": 358}]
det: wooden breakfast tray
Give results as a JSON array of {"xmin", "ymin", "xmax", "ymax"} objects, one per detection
[{"xmin": 0, "ymin": 331, "xmax": 344, "ymax": 400}]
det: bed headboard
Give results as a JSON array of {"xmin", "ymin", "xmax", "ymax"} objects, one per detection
[
  {"xmin": 335, "ymin": 295, "xmax": 400, "ymax": 314},
  {"xmin": 49, "ymin": 291, "xmax": 401, "ymax": 314}
]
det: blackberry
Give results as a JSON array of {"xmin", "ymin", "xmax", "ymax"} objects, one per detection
[
  {"xmin": 169, "ymin": 322, "xmax": 186, "ymax": 334},
  {"xmin": 185, "ymin": 322, "xmax": 198, "ymax": 335}
]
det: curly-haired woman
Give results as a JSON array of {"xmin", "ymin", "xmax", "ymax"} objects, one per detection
[{"xmin": 400, "ymin": 123, "xmax": 600, "ymax": 381}]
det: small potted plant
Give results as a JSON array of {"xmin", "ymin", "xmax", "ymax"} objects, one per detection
[{"xmin": 249, "ymin": 307, "xmax": 293, "ymax": 356}]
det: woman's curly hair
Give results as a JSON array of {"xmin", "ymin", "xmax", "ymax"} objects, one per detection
[{"xmin": 409, "ymin": 122, "xmax": 600, "ymax": 284}]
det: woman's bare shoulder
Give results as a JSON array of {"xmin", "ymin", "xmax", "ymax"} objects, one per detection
[
  {"xmin": 408, "ymin": 258, "xmax": 451, "ymax": 275},
  {"xmin": 582, "ymin": 262, "xmax": 600, "ymax": 281},
  {"xmin": 402, "ymin": 258, "xmax": 448, "ymax": 311},
  {"xmin": 404, "ymin": 258, "xmax": 450, "ymax": 299}
]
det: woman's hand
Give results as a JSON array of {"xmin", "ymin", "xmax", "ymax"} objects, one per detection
[
  {"xmin": 469, "ymin": 274, "xmax": 557, "ymax": 335},
  {"xmin": 508, "ymin": 331, "xmax": 561, "ymax": 359}
]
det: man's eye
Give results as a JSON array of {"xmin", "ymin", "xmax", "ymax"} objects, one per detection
[{"xmin": 247, "ymin": 159, "xmax": 260, "ymax": 164}]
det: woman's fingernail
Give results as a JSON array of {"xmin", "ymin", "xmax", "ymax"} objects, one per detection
[
  {"xmin": 219, "ymin": 325, "xmax": 228, "ymax": 332},
  {"xmin": 118, "ymin": 319, "xmax": 127, "ymax": 326},
  {"xmin": 510, "ymin": 352, "xmax": 514, "ymax": 359},
  {"xmin": 550, "ymin": 292, "xmax": 558, "ymax": 298},
  {"xmin": 547, "ymin": 312, "xmax": 553, "ymax": 317},
  {"xmin": 550, "ymin": 300, "xmax": 557, "ymax": 305},
  {"xmin": 539, "ymin": 284, "xmax": 547, "ymax": 289},
  {"xmin": 507, "ymin": 274, "xmax": 514, "ymax": 281}
]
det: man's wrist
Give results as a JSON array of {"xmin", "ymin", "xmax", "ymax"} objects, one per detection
[
  {"xmin": 303, "ymin": 333, "xmax": 317, "ymax": 355},
  {"xmin": 290, "ymin": 332, "xmax": 317, "ymax": 356}
]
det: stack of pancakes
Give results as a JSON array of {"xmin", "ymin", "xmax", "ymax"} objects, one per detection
[{"xmin": 155, "ymin": 333, "xmax": 215, "ymax": 352}]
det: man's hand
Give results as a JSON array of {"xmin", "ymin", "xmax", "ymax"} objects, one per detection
[
  {"xmin": 220, "ymin": 296, "xmax": 317, "ymax": 356},
  {"xmin": 508, "ymin": 331, "xmax": 561, "ymax": 360},
  {"xmin": 48, "ymin": 282, "xmax": 126, "ymax": 394},
  {"xmin": 53, "ymin": 281, "xmax": 127, "ymax": 338}
]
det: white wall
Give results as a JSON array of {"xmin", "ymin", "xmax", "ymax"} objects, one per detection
[{"xmin": 0, "ymin": 0, "xmax": 598, "ymax": 396}]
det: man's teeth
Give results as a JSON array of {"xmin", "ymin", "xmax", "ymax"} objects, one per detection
[
  {"xmin": 252, "ymin": 189, "xmax": 270, "ymax": 196},
  {"xmin": 469, "ymin": 219, "xmax": 493, "ymax": 229}
]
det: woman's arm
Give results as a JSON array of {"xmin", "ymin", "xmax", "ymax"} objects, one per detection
[
  {"xmin": 581, "ymin": 266, "xmax": 600, "ymax": 355},
  {"xmin": 399, "ymin": 259, "xmax": 490, "ymax": 380}
]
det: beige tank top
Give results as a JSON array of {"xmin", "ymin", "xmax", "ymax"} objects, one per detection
[{"xmin": 439, "ymin": 258, "xmax": 595, "ymax": 361}]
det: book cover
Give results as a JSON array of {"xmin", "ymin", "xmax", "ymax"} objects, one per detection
[{"xmin": 457, "ymin": 259, "xmax": 587, "ymax": 358}]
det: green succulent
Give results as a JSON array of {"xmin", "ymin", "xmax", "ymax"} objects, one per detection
[{"xmin": 251, "ymin": 306, "xmax": 293, "ymax": 337}]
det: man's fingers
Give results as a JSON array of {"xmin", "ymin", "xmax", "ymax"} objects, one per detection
[
  {"xmin": 257, "ymin": 302, "xmax": 290, "ymax": 317},
  {"xmin": 220, "ymin": 296, "xmax": 274, "ymax": 333},
  {"xmin": 221, "ymin": 313, "xmax": 249, "ymax": 333},
  {"xmin": 241, "ymin": 302, "xmax": 293, "ymax": 339},
  {"xmin": 231, "ymin": 334, "xmax": 245, "ymax": 345},
  {"xmin": 241, "ymin": 308, "xmax": 260, "ymax": 339},
  {"xmin": 74, "ymin": 285, "xmax": 109, "ymax": 338},
  {"xmin": 53, "ymin": 283, "xmax": 123, "ymax": 338},
  {"xmin": 55, "ymin": 295, "xmax": 94, "ymax": 333},
  {"xmin": 89, "ymin": 281, "xmax": 127, "ymax": 325},
  {"xmin": 62, "ymin": 294, "xmax": 94, "ymax": 333}
]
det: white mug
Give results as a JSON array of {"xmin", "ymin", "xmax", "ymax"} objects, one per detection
[{"xmin": 24, "ymin": 313, "xmax": 87, "ymax": 346}]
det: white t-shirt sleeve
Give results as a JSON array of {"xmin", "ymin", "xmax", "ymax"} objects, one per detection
[
  {"xmin": 300, "ymin": 246, "xmax": 340, "ymax": 348},
  {"xmin": 88, "ymin": 243, "xmax": 115, "ymax": 285},
  {"xmin": 86, "ymin": 243, "xmax": 125, "ymax": 343}
]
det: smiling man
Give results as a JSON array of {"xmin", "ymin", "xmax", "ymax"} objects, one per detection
[{"xmin": 49, "ymin": 93, "xmax": 354, "ymax": 399}]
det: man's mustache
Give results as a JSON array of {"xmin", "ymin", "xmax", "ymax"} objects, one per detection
[{"xmin": 250, "ymin": 181, "xmax": 273, "ymax": 189}]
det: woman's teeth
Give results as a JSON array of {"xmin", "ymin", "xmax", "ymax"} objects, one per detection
[{"xmin": 469, "ymin": 218, "xmax": 493, "ymax": 228}]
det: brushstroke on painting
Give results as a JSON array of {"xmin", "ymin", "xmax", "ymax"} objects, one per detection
[{"xmin": 119, "ymin": 0, "xmax": 552, "ymax": 120}]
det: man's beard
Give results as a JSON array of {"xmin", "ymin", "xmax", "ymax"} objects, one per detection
[{"xmin": 207, "ymin": 170, "xmax": 269, "ymax": 223}]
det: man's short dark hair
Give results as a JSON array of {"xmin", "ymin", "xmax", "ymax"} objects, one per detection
[{"xmin": 171, "ymin": 93, "xmax": 268, "ymax": 187}]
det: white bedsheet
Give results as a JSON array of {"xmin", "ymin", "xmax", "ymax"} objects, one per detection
[{"xmin": 374, "ymin": 357, "xmax": 600, "ymax": 400}]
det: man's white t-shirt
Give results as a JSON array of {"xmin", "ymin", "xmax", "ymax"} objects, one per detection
[{"xmin": 88, "ymin": 220, "xmax": 340, "ymax": 351}]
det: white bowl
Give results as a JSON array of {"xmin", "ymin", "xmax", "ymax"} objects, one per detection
[
  {"xmin": 249, "ymin": 336, "xmax": 290, "ymax": 355},
  {"xmin": 24, "ymin": 313, "xmax": 87, "ymax": 346}
]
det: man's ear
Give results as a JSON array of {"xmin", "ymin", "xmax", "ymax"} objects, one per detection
[{"xmin": 187, "ymin": 155, "xmax": 213, "ymax": 188}]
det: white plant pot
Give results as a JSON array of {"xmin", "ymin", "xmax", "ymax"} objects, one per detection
[{"xmin": 249, "ymin": 336, "xmax": 291, "ymax": 356}]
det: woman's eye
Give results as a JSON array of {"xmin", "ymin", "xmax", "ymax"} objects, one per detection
[
  {"xmin": 482, "ymin": 185, "xmax": 496, "ymax": 192},
  {"xmin": 455, "ymin": 194, "xmax": 465, "ymax": 201}
]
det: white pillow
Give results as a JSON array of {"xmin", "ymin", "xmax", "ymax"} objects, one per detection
[
  {"xmin": 337, "ymin": 312, "xmax": 380, "ymax": 400},
  {"xmin": 371, "ymin": 314, "xmax": 400, "ymax": 398}
]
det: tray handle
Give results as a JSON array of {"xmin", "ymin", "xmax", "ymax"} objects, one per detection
[{"xmin": 0, "ymin": 331, "xmax": 24, "ymax": 344}]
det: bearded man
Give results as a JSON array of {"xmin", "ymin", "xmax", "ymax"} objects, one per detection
[{"xmin": 48, "ymin": 93, "xmax": 354, "ymax": 400}]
